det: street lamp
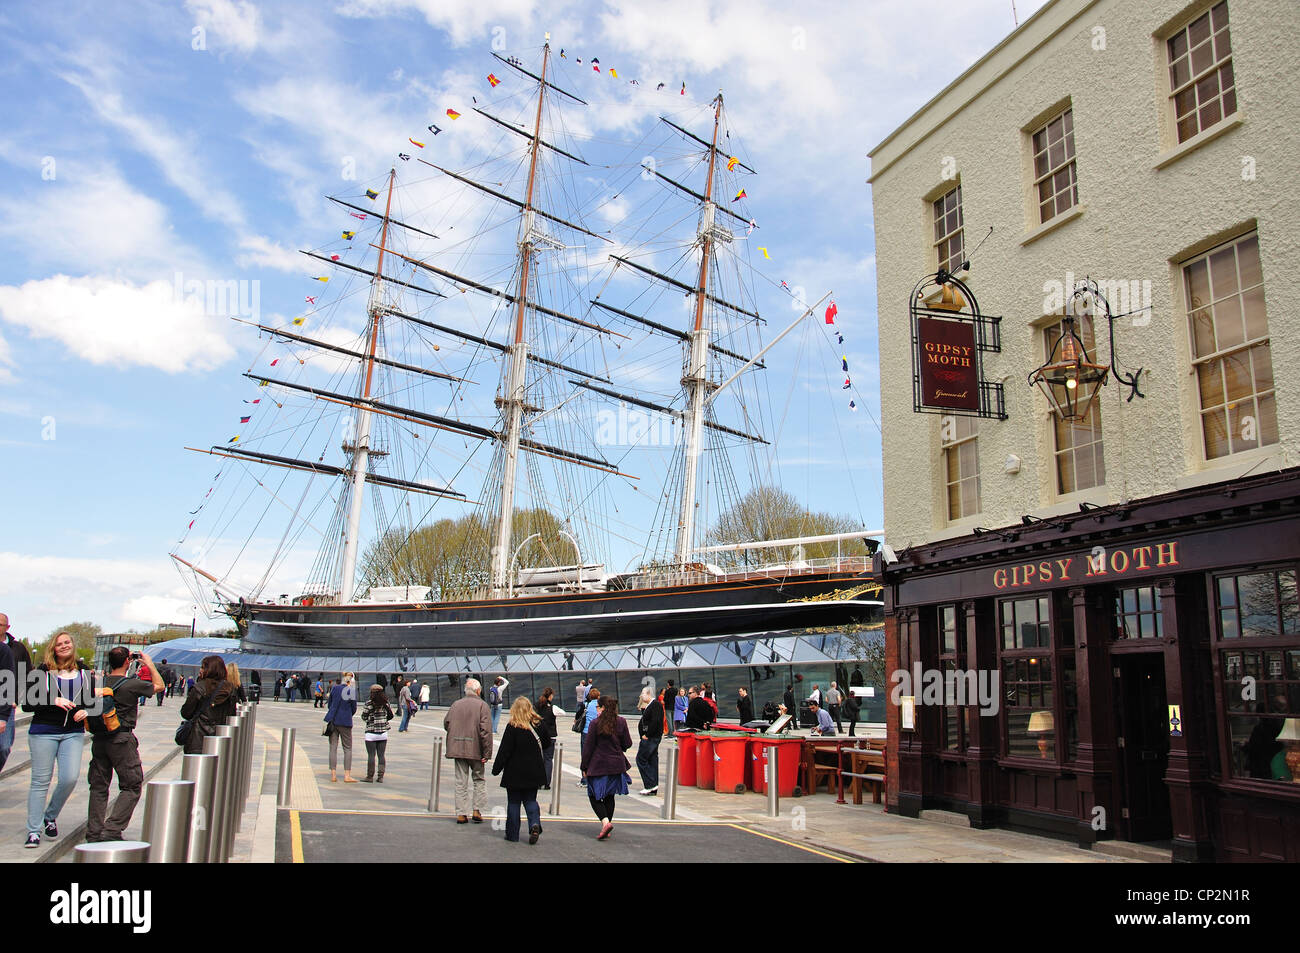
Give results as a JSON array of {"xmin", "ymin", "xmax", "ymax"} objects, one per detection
[{"xmin": 1030, "ymin": 277, "xmax": 1145, "ymax": 421}]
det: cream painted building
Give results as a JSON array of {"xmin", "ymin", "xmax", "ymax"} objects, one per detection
[
  {"xmin": 870, "ymin": 0, "xmax": 1299, "ymax": 549},
  {"xmin": 868, "ymin": 0, "xmax": 1300, "ymax": 861}
]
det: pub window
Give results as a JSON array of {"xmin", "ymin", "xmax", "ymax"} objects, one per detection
[
  {"xmin": 1031, "ymin": 107, "xmax": 1078, "ymax": 224},
  {"xmin": 999, "ymin": 596, "xmax": 1054, "ymax": 760},
  {"xmin": 1185, "ymin": 232, "xmax": 1276, "ymax": 460},
  {"xmin": 942, "ymin": 415, "xmax": 980, "ymax": 521},
  {"xmin": 1167, "ymin": 1, "xmax": 1236, "ymax": 144},
  {"xmin": 939, "ymin": 604, "xmax": 964, "ymax": 752},
  {"xmin": 1216, "ymin": 567, "xmax": 1300, "ymax": 784},
  {"xmin": 1045, "ymin": 313, "xmax": 1105, "ymax": 493},
  {"xmin": 1115, "ymin": 585, "xmax": 1163, "ymax": 639},
  {"xmin": 933, "ymin": 185, "xmax": 964, "ymax": 275}
]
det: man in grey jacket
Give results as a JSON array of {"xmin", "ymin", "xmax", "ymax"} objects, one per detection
[{"xmin": 444, "ymin": 679, "xmax": 493, "ymax": 824}]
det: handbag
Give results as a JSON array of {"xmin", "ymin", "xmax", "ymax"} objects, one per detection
[
  {"xmin": 322, "ymin": 721, "xmax": 333, "ymax": 736},
  {"xmin": 175, "ymin": 690, "xmax": 216, "ymax": 747},
  {"xmin": 571, "ymin": 704, "xmax": 587, "ymax": 733}
]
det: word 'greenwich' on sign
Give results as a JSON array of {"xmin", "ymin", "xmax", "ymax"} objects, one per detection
[{"xmin": 993, "ymin": 541, "xmax": 1180, "ymax": 591}]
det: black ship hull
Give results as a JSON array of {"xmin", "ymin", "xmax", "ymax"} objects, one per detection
[{"xmin": 236, "ymin": 570, "xmax": 879, "ymax": 653}]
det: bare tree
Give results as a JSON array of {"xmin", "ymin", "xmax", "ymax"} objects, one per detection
[{"xmin": 703, "ymin": 485, "xmax": 869, "ymax": 569}]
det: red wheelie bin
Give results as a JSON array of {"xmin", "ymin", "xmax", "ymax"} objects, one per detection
[
  {"xmin": 711, "ymin": 732, "xmax": 748, "ymax": 794},
  {"xmin": 752, "ymin": 736, "xmax": 804, "ymax": 797},
  {"xmin": 694, "ymin": 732, "xmax": 716, "ymax": 789},
  {"xmin": 675, "ymin": 731, "xmax": 697, "ymax": 787}
]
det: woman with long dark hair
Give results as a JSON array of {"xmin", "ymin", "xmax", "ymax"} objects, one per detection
[
  {"xmin": 180, "ymin": 655, "xmax": 237, "ymax": 755},
  {"xmin": 535, "ymin": 686, "xmax": 558, "ymax": 789},
  {"xmin": 579, "ymin": 696, "xmax": 633, "ymax": 840},
  {"xmin": 360, "ymin": 683, "xmax": 394, "ymax": 782}
]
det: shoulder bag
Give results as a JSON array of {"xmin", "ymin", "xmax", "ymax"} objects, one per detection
[{"xmin": 175, "ymin": 691, "xmax": 216, "ymax": 747}]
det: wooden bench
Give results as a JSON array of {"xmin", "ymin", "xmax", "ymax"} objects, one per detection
[{"xmin": 851, "ymin": 773, "xmax": 886, "ymax": 804}]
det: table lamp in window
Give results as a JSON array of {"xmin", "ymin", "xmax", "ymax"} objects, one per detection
[
  {"xmin": 1028, "ymin": 710, "xmax": 1054, "ymax": 759},
  {"xmin": 1278, "ymin": 719, "xmax": 1300, "ymax": 782}
]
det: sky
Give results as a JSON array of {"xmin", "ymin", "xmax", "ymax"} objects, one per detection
[{"xmin": 0, "ymin": 0, "xmax": 1049, "ymax": 642}]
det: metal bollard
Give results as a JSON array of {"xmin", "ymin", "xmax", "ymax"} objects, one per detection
[
  {"xmin": 141, "ymin": 779, "xmax": 195, "ymax": 863},
  {"xmin": 216, "ymin": 724, "xmax": 240, "ymax": 859},
  {"xmin": 276, "ymin": 727, "xmax": 296, "ymax": 808},
  {"xmin": 766, "ymin": 745, "xmax": 780, "ymax": 818},
  {"xmin": 225, "ymin": 715, "xmax": 245, "ymax": 835},
  {"xmin": 548, "ymin": 741, "xmax": 563, "ymax": 816},
  {"xmin": 204, "ymin": 732, "xmax": 233, "ymax": 863},
  {"xmin": 74, "ymin": 841, "xmax": 149, "ymax": 863},
  {"xmin": 427, "ymin": 732, "xmax": 444, "ymax": 813},
  {"xmin": 243, "ymin": 703, "xmax": 257, "ymax": 803},
  {"xmin": 661, "ymin": 743, "xmax": 678, "ymax": 820},
  {"xmin": 181, "ymin": 753, "xmax": 217, "ymax": 863}
]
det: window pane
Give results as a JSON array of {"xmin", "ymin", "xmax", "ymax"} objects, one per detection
[
  {"xmin": 1196, "ymin": 361, "xmax": 1223, "ymax": 407},
  {"xmin": 1242, "ymin": 286, "xmax": 1267, "ymax": 341},
  {"xmin": 1257, "ymin": 393, "xmax": 1278, "ymax": 446},
  {"xmin": 1221, "ymin": 349, "xmax": 1253, "ymax": 402},
  {"xmin": 1238, "ymin": 574, "xmax": 1278, "ymax": 637},
  {"xmin": 1209, "ymin": 247, "xmax": 1238, "ymax": 297},
  {"xmin": 1237, "ymin": 235, "xmax": 1262, "ymax": 287},
  {"xmin": 1228, "ymin": 401, "xmax": 1259, "ymax": 452},
  {"xmin": 1202, "ymin": 408, "xmax": 1229, "ymax": 459},
  {"xmin": 1188, "ymin": 12, "xmax": 1210, "ymax": 47}
]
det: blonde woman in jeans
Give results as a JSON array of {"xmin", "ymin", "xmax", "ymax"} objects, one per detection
[
  {"xmin": 22, "ymin": 633, "xmax": 91, "ymax": 848},
  {"xmin": 324, "ymin": 672, "xmax": 358, "ymax": 782}
]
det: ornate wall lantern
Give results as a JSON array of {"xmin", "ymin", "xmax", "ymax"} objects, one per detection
[{"xmin": 1029, "ymin": 276, "xmax": 1145, "ymax": 420}]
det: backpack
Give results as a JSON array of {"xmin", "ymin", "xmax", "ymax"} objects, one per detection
[
  {"xmin": 489, "ymin": 685, "xmax": 500, "ymax": 706},
  {"xmin": 86, "ymin": 676, "xmax": 127, "ymax": 736}
]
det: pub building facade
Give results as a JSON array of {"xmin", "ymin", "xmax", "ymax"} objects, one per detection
[{"xmin": 868, "ymin": 0, "xmax": 1300, "ymax": 861}]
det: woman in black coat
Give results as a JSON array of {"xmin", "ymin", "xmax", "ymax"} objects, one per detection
[
  {"xmin": 534, "ymin": 687, "xmax": 558, "ymax": 789},
  {"xmin": 181, "ymin": 655, "xmax": 238, "ymax": 754},
  {"xmin": 491, "ymin": 697, "xmax": 548, "ymax": 844}
]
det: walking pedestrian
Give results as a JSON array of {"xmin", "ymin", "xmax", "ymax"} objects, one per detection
[
  {"xmin": 313, "ymin": 677, "xmax": 325, "ymax": 708},
  {"xmin": 86, "ymin": 647, "xmax": 164, "ymax": 842},
  {"xmin": 535, "ymin": 687, "xmax": 558, "ymax": 789},
  {"xmin": 324, "ymin": 672, "xmax": 358, "ymax": 782},
  {"xmin": 273, "ymin": 675, "xmax": 282, "ymax": 701},
  {"xmin": 660, "ymin": 679, "xmax": 676, "ymax": 737},
  {"xmin": 22, "ymin": 633, "xmax": 91, "ymax": 848},
  {"xmin": 180, "ymin": 655, "xmax": 238, "ymax": 755},
  {"xmin": 360, "ymin": 684, "xmax": 393, "ymax": 783},
  {"xmin": 844, "ymin": 690, "xmax": 862, "ymax": 737},
  {"xmin": 673, "ymin": 687, "xmax": 687, "ymax": 732},
  {"xmin": 488, "ymin": 676, "xmax": 509, "ymax": 733},
  {"xmin": 156, "ymin": 658, "xmax": 173, "ymax": 706},
  {"xmin": 685, "ymin": 686, "xmax": 713, "ymax": 731},
  {"xmin": 577, "ymin": 687, "xmax": 600, "ymax": 787},
  {"xmin": 827, "ymin": 682, "xmax": 844, "ymax": 734},
  {"xmin": 397, "ymin": 679, "xmax": 414, "ymax": 732},
  {"xmin": 0, "ymin": 617, "xmax": 17, "ymax": 774},
  {"xmin": 580, "ymin": 696, "xmax": 632, "ymax": 840},
  {"xmin": 736, "ymin": 687, "xmax": 754, "ymax": 724},
  {"xmin": 782, "ymin": 684, "xmax": 797, "ymax": 728},
  {"xmin": 419, "ymin": 682, "xmax": 431, "ymax": 711},
  {"xmin": 635, "ymin": 686, "xmax": 664, "ymax": 796},
  {"xmin": 491, "ymin": 697, "xmax": 547, "ymax": 844},
  {"xmin": 227, "ymin": 663, "xmax": 247, "ymax": 703},
  {"xmin": 444, "ymin": 679, "xmax": 492, "ymax": 824}
]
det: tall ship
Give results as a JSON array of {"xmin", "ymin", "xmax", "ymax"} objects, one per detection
[{"xmin": 172, "ymin": 41, "xmax": 881, "ymax": 655}]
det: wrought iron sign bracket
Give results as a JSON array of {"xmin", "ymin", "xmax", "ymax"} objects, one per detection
[{"xmin": 910, "ymin": 269, "xmax": 1007, "ymax": 421}]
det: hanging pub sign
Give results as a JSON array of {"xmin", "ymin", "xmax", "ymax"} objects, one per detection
[
  {"xmin": 918, "ymin": 317, "xmax": 979, "ymax": 411},
  {"xmin": 910, "ymin": 269, "xmax": 1006, "ymax": 420}
]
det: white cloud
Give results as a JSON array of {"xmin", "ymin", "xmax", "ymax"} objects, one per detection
[
  {"xmin": 0, "ymin": 275, "xmax": 237, "ymax": 373},
  {"xmin": 186, "ymin": 0, "xmax": 264, "ymax": 52},
  {"xmin": 0, "ymin": 331, "xmax": 12, "ymax": 384},
  {"xmin": 236, "ymin": 234, "xmax": 308, "ymax": 273},
  {"xmin": 335, "ymin": 0, "xmax": 545, "ymax": 47}
]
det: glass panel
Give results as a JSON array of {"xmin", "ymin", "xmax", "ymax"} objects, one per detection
[
  {"xmin": 944, "ymin": 706, "xmax": 959, "ymax": 751},
  {"xmin": 1188, "ymin": 12, "xmax": 1210, "ymax": 48},
  {"xmin": 1008, "ymin": 708, "xmax": 1055, "ymax": 761},
  {"xmin": 1211, "ymin": 1, "xmax": 1228, "ymax": 31},
  {"xmin": 1221, "ymin": 85, "xmax": 1236, "ymax": 119},
  {"xmin": 1199, "ymin": 100, "xmax": 1222, "ymax": 131},
  {"xmin": 1177, "ymin": 115, "xmax": 1198, "ymax": 142},
  {"xmin": 1209, "ymin": 246, "xmax": 1238, "ymax": 297},
  {"xmin": 1220, "ymin": 608, "xmax": 1239, "ymax": 640},
  {"xmin": 1213, "ymin": 297, "xmax": 1243, "ymax": 351},
  {"xmin": 1174, "ymin": 85, "xmax": 1196, "ymax": 118},
  {"xmin": 1214, "ymin": 30, "xmax": 1231, "ymax": 61},
  {"xmin": 1238, "ymin": 573, "xmax": 1278, "ymax": 637},
  {"xmin": 1241, "ymin": 286, "xmax": 1266, "ymax": 341},
  {"xmin": 1221, "ymin": 349, "xmax": 1253, "ymax": 402},
  {"xmin": 1227, "ymin": 401, "xmax": 1259, "ymax": 452},
  {"xmin": 1202, "ymin": 408, "xmax": 1229, "ymax": 459},
  {"xmin": 1229, "ymin": 715, "xmax": 1295, "ymax": 782},
  {"xmin": 1258, "ymin": 393, "xmax": 1278, "ymax": 446},
  {"xmin": 1169, "ymin": 30, "xmax": 1187, "ymax": 60},
  {"xmin": 961, "ymin": 477, "xmax": 979, "ymax": 517},
  {"xmin": 1218, "ymin": 575, "xmax": 1237, "ymax": 608}
]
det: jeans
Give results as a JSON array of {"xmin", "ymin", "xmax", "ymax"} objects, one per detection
[
  {"xmin": 453, "ymin": 759, "xmax": 486, "ymax": 815},
  {"xmin": 505, "ymin": 787, "xmax": 540, "ymax": 841},
  {"xmin": 285, "ymin": 688, "xmax": 295, "ymax": 703},
  {"xmin": 87, "ymin": 732, "xmax": 143, "ymax": 841},
  {"xmin": 364, "ymin": 739, "xmax": 387, "ymax": 779},
  {"xmin": 636, "ymin": 736, "xmax": 660, "ymax": 790},
  {"xmin": 399, "ymin": 707, "xmax": 412, "ymax": 732},
  {"xmin": 490, "ymin": 705, "xmax": 501, "ymax": 733},
  {"xmin": 0, "ymin": 712, "xmax": 16, "ymax": 773},
  {"xmin": 28, "ymin": 731, "xmax": 86, "ymax": 835}
]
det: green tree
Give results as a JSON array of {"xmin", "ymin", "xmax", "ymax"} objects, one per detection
[
  {"xmin": 35, "ymin": 621, "xmax": 101, "ymax": 665},
  {"xmin": 360, "ymin": 508, "xmax": 570, "ymax": 599},
  {"xmin": 703, "ymin": 485, "xmax": 870, "ymax": 570}
]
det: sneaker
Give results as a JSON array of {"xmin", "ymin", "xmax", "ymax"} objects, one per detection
[
  {"xmin": 639, "ymin": 787, "xmax": 657, "ymax": 796},
  {"xmin": 528, "ymin": 825, "xmax": 541, "ymax": 845},
  {"xmin": 456, "ymin": 815, "xmax": 469, "ymax": 824},
  {"xmin": 24, "ymin": 834, "xmax": 39, "ymax": 849},
  {"xmin": 471, "ymin": 811, "xmax": 483, "ymax": 824},
  {"xmin": 43, "ymin": 821, "xmax": 58, "ymax": 839}
]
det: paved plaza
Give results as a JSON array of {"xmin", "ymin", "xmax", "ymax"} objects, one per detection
[{"xmin": 0, "ymin": 698, "xmax": 1142, "ymax": 864}]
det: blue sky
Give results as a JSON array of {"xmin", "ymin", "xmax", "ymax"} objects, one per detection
[{"xmin": 0, "ymin": 0, "xmax": 1047, "ymax": 641}]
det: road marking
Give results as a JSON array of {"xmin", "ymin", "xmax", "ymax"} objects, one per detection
[
  {"xmin": 729, "ymin": 824, "xmax": 852, "ymax": 863},
  {"xmin": 290, "ymin": 809, "xmax": 304, "ymax": 863}
]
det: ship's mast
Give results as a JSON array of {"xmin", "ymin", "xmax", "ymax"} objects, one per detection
[
  {"xmin": 673, "ymin": 94, "xmax": 724, "ymax": 569},
  {"xmin": 339, "ymin": 168, "xmax": 397, "ymax": 603},
  {"xmin": 489, "ymin": 42, "xmax": 551, "ymax": 597}
]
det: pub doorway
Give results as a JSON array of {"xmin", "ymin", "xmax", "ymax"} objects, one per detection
[{"xmin": 1112, "ymin": 652, "xmax": 1173, "ymax": 842}]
